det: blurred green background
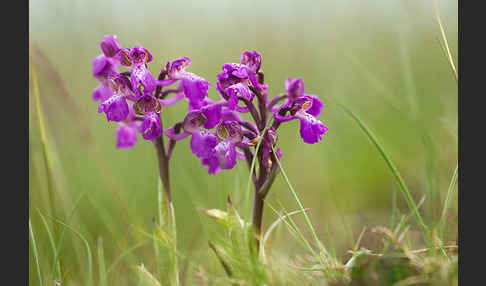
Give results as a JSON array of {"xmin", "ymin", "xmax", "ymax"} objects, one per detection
[{"xmin": 29, "ymin": 0, "xmax": 457, "ymax": 284}]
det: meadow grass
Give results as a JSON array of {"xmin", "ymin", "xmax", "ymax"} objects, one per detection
[{"xmin": 29, "ymin": 0, "xmax": 457, "ymax": 285}]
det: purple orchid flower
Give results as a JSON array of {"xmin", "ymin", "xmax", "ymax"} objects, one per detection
[
  {"xmin": 273, "ymin": 77, "xmax": 323, "ymax": 117},
  {"xmin": 275, "ymin": 95, "xmax": 328, "ymax": 144},
  {"xmin": 163, "ymin": 57, "xmax": 212, "ymax": 110}
]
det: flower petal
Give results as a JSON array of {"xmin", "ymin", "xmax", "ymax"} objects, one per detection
[
  {"xmin": 297, "ymin": 112, "xmax": 328, "ymax": 144},
  {"xmin": 92, "ymin": 84, "xmax": 113, "ymax": 102},
  {"xmin": 164, "ymin": 126, "xmax": 191, "ymax": 141},
  {"xmin": 190, "ymin": 130, "xmax": 218, "ymax": 159},
  {"xmin": 180, "ymin": 72, "xmax": 211, "ymax": 109},
  {"xmin": 116, "ymin": 122, "xmax": 139, "ymax": 149},
  {"xmin": 159, "ymin": 92, "xmax": 184, "ymax": 106},
  {"xmin": 201, "ymin": 100, "xmax": 223, "ymax": 129},
  {"xmin": 92, "ymin": 55, "xmax": 118, "ymax": 82},
  {"xmin": 285, "ymin": 77, "xmax": 305, "ymax": 99},
  {"xmin": 98, "ymin": 94, "xmax": 129, "ymax": 122},
  {"xmin": 202, "ymin": 157, "xmax": 220, "ymax": 174},
  {"xmin": 141, "ymin": 112, "xmax": 162, "ymax": 140},
  {"xmin": 131, "ymin": 65, "xmax": 156, "ymax": 95},
  {"xmin": 214, "ymin": 140, "xmax": 237, "ymax": 170},
  {"xmin": 305, "ymin": 94, "xmax": 323, "ymax": 117}
]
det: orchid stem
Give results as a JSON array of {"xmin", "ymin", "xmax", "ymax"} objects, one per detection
[{"xmin": 154, "ymin": 115, "xmax": 172, "ymax": 207}]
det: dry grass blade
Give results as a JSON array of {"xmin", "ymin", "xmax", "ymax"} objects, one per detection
[
  {"xmin": 432, "ymin": 0, "xmax": 458, "ymax": 84},
  {"xmin": 136, "ymin": 263, "xmax": 162, "ymax": 286}
]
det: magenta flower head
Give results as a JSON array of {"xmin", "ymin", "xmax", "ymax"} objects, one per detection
[
  {"xmin": 284, "ymin": 77, "xmax": 323, "ymax": 117},
  {"xmin": 100, "ymin": 35, "xmax": 121, "ymax": 58}
]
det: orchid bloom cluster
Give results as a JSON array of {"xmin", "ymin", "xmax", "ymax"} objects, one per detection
[
  {"xmin": 162, "ymin": 52, "xmax": 329, "ymax": 175},
  {"xmin": 92, "ymin": 35, "xmax": 328, "ymax": 235}
]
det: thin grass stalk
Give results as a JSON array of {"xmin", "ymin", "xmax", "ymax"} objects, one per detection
[
  {"xmin": 106, "ymin": 241, "xmax": 148, "ymax": 277},
  {"xmin": 98, "ymin": 237, "xmax": 108, "ymax": 286},
  {"xmin": 261, "ymin": 208, "xmax": 308, "ymax": 261},
  {"xmin": 30, "ymin": 50, "xmax": 62, "ymax": 245},
  {"xmin": 37, "ymin": 210, "xmax": 62, "ymax": 281},
  {"xmin": 268, "ymin": 202, "xmax": 315, "ymax": 253},
  {"xmin": 337, "ymin": 103, "xmax": 430, "ymax": 244},
  {"xmin": 439, "ymin": 164, "xmax": 458, "ymax": 238},
  {"xmin": 271, "ymin": 145, "xmax": 327, "ymax": 264},
  {"xmin": 48, "ymin": 216, "xmax": 93, "ymax": 286},
  {"xmin": 432, "ymin": 0, "xmax": 458, "ymax": 84},
  {"xmin": 50, "ymin": 191, "xmax": 86, "ymax": 281},
  {"xmin": 29, "ymin": 219, "xmax": 43, "ymax": 286}
]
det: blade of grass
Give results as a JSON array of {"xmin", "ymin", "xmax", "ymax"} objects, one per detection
[
  {"xmin": 169, "ymin": 202, "xmax": 180, "ymax": 286},
  {"xmin": 271, "ymin": 146, "xmax": 328, "ymax": 263},
  {"xmin": 390, "ymin": 183, "xmax": 398, "ymax": 229},
  {"xmin": 137, "ymin": 263, "xmax": 145, "ymax": 286},
  {"xmin": 262, "ymin": 208, "xmax": 310, "ymax": 249},
  {"xmin": 37, "ymin": 210, "xmax": 62, "ymax": 281},
  {"xmin": 136, "ymin": 264, "xmax": 162, "ymax": 286},
  {"xmin": 336, "ymin": 102, "xmax": 430, "ymax": 243},
  {"xmin": 50, "ymin": 191, "xmax": 87, "ymax": 280},
  {"xmin": 266, "ymin": 202, "xmax": 313, "ymax": 253},
  {"xmin": 244, "ymin": 126, "xmax": 267, "ymax": 214},
  {"xmin": 106, "ymin": 240, "xmax": 148, "ymax": 277},
  {"xmin": 383, "ymin": 195, "xmax": 426, "ymax": 254},
  {"xmin": 47, "ymin": 215, "xmax": 93, "ymax": 286},
  {"xmin": 345, "ymin": 54, "xmax": 401, "ymax": 110},
  {"xmin": 432, "ymin": 0, "xmax": 458, "ymax": 84},
  {"xmin": 30, "ymin": 46, "xmax": 57, "ymax": 219},
  {"xmin": 261, "ymin": 206, "xmax": 310, "ymax": 262},
  {"xmin": 439, "ymin": 164, "xmax": 458, "ymax": 238},
  {"xmin": 98, "ymin": 237, "xmax": 108, "ymax": 286},
  {"xmin": 29, "ymin": 219, "xmax": 43, "ymax": 286}
]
